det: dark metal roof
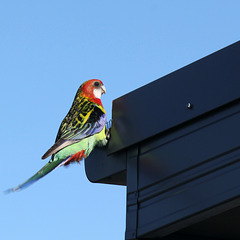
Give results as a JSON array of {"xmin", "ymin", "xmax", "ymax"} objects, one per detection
[
  {"xmin": 109, "ymin": 40, "xmax": 240, "ymax": 154},
  {"xmin": 85, "ymin": 41, "xmax": 240, "ymax": 240}
]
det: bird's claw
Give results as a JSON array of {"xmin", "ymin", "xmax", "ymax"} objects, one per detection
[{"xmin": 105, "ymin": 128, "xmax": 111, "ymax": 140}]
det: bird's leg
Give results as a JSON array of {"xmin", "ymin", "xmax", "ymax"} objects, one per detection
[{"xmin": 105, "ymin": 128, "xmax": 111, "ymax": 140}]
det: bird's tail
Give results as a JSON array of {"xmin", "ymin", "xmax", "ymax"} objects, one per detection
[{"xmin": 5, "ymin": 158, "xmax": 67, "ymax": 193}]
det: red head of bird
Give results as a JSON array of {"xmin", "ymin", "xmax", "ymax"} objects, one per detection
[{"xmin": 80, "ymin": 79, "xmax": 106, "ymax": 106}]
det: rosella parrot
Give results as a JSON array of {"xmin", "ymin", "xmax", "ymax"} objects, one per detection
[{"xmin": 7, "ymin": 79, "xmax": 108, "ymax": 192}]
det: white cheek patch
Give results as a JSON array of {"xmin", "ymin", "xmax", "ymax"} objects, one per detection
[{"xmin": 93, "ymin": 88, "xmax": 102, "ymax": 99}]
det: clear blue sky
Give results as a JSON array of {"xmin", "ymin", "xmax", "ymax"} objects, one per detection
[{"xmin": 1, "ymin": 1, "xmax": 239, "ymax": 240}]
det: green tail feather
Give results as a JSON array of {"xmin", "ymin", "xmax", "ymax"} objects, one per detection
[
  {"xmin": 5, "ymin": 159, "xmax": 63, "ymax": 193},
  {"xmin": 5, "ymin": 127, "xmax": 107, "ymax": 193}
]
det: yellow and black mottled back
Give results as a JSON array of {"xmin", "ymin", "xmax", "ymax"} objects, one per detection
[{"xmin": 55, "ymin": 95, "xmax": 105, "ymax": 142}]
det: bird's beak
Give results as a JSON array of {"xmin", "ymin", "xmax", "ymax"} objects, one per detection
[{"xmin": 101, "ymin": 85, "xmax": 106, "ymax": 94}]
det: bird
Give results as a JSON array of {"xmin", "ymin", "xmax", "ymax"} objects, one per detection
[{"xmin": 6, "ymin": 79, "xmax": 108, "ymax": 192}]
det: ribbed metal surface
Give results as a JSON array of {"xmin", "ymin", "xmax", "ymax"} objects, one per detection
[{"xmin": 85, "ymin": 41, "xmax": 240, "ymax": 239}]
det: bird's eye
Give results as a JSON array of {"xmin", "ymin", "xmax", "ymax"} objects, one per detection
[{"xmin": 94, "ymin": 81, "xmax": 100, "ymax": 87}]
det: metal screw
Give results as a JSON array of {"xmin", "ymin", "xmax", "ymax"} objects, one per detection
[{"xmin": 187, "ymin": 103, "xmax": 193, "ymax": 109}]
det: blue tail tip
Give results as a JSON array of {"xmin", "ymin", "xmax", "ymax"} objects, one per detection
[{"xmin": 4, "ymin": 187, "xmax": 20, "ymax": 194}]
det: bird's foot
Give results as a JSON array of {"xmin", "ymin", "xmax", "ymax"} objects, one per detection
[{"xmin": 105, "ymin": 128, "xmax": 111, "ymax": 140}]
